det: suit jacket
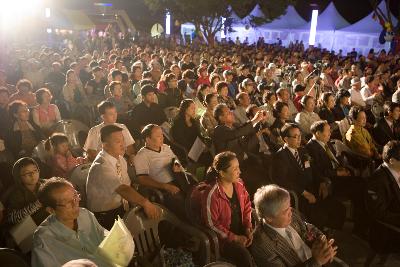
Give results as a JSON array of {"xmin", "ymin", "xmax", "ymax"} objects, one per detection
[
  {"xmin": 305, "ymin": 139, "xmax": 337, "ymax": 183},
  {"xmin": 250, "ymin": 211, "xmax": 322, "ymax": 267},
  {"xmin": 367, "ymin": 164, "xmax": 400, "ymax": 227},
  {"xmin": 272, "ymin": 146, "xmax": 314, "ymax": 196},
  {"xmin": 372, "ymin": 117, "xmax": 400, "ymax": 147},
  {"xmin": 213, "ymin": 122, "xmax": 258, "ymax": 162}
]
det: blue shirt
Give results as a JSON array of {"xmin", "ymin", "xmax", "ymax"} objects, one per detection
[{"xmin": 32, "ymin": 208, "xmax": 112, "ymax": 267}]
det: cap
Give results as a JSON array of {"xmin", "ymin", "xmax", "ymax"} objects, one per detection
[{"xmin": 267, "ymin": 63, "xmax": 276, "ymax": 69}]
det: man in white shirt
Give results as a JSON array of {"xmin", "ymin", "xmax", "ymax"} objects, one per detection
[
  {"xmin": 86, "ymin": 124, "xmax": 159, "ymax": 229},
  {"xmin": 84, "ymin": 100, "xmax": 135, "ymax": 164},
  {"xmin": 361, "ymin": 75, "xmax": 379, "ymax": 106},
  {"xmin": 349, "ymin": 77, "xmax": 366, "ymax": 107},
  {"xmin": 134, "ymin": 124, "xmax": 192, "ymax": 218}
]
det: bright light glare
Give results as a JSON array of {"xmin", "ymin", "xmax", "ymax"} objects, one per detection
[
  {"xmin": 309, "ymin": 10, "xmax": 318, "ymax": 46},
  {"xmin": 46, "ymin": 28, "xmax": 52, "ymax": 34},
  {"xmin": 221, "ymin": 17, "xmax": 226, "ymax": 39},
  {"xmin": 0, "ymin": 0, "xmax": 43, "ymax": 32},
  {"xmin": 45, "ymin": 8, "xmax": 51, "ymax": 18},
  {"xmin": 165, "ymin": 12, "xmax": 171, "ymax": 35}
]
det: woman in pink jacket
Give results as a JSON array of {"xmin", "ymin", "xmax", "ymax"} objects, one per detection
[{"xmin": 202, "ymin": 151, "xmax": 254, "ymax": 267}]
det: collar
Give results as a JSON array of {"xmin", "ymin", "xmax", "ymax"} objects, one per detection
[
  {"xmin": 265, "ymin": 223, "xmax": 287, "ymax": 237},
  {"xmin": 13, "ymin": 121, "xmax": 34, "ymax": 131},
  {"xmin": 383, "ymin": 162, "xmax": 400, "ymax": 180},
  {"xmin": 385, "ymin": 117, "xmax": 393, "ymax": 128},
  {"xmin": 284, "ymin": 143, "xmax": 297, "ymax": 156},
  {"xmin": 100, "ymin": 150, "xmax": 123, "ymax": 166},
  {"xmin": 48, "ymin": 210, "xmax": 86, "ymax": 240},
  {"xmin": 312, "ymin": 137, "xmax": 326, "ymax": 149}
]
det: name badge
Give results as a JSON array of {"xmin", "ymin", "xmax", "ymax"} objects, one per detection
[{"xmin": 304, "ymin": 161, "xmax": 311, "ymax": 169}]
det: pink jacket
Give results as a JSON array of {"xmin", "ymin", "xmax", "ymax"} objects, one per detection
[
  {"xmin": 201, "ymin": 179, "xmax": 252, "ymax": 243},
  {"xmin": 50, "ymin": 153, "xmax": 82, "ymax": 178}
]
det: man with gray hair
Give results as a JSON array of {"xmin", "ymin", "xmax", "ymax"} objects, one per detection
[{"xmin": 250, "ymin": 184, "xmax": 338, "ymax": 267}]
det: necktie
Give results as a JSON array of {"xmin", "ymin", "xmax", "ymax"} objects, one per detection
[
  {"xmin": 325, "ymin": 144, "xmax": 339, "ymax": 167},
  {"xmin": 294, "ymin": 150, "xmax": 304, "ymax": 170},
  {"xmin": 116, "ymin": 159, "xmax": 129, "ymax": 211}
]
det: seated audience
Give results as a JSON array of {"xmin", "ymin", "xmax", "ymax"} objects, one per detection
[
  {"xmin": 32, "ymin": 177, "xmax": 112, "ymax": 267},
  {"xmin": 276, "ymin": 87, "xmax": 298, "ymax": 120},
  {"xmin": 260, "ymin": 91, "xmax": 276, "ymax": 126},
  {"xmin": 86, "ymin": 125, "xmax": 160, "ymax": 229},
  {"xmin": 84, "ymin": 101, "xmax": 135, "ymax": 163},
  {"xmin": 332, "ymin": 89, "xmax": 351, "ymax": 121},
  {"xmin": 269, "ymin": 101, "xmax": 290, "ymax": 149},
  {"xmin": 306, "ymin": 120, "xmax": 368, "ymax": 236},
  {"xmin": 194, "ymin": 84, "xmax": 211, "ymax": 116},
  {"xmin": 295, "ymin": 95, "xmax": 320, "ymax": 139},
  {"xmin": 216, "ymin": 81, "xmax": 236, "ymax": 110},
  {"xmin": 158, "ymin": 73, "xmax": 184, "ymax": 109},
  {"xmin": 272, "ymin": 123, "xmax": 345, "ymax": 230},
  {"xmin": 366, "ymin": 141, "xmax": 400, "ymax": 251},
  {"xmin": 200, "ymin": 93, "xmax": 219, "ymax": 137},
  {"xmin": 202, "ymin": 152, "xmax": 254, "ymax": 267},
  {"xmin": 345, "ymin": 106, "xmax": 380, "ymax": 158},
  {"xmin": 234, "ymin": 92, "xmax": 251, "ymax": 126},
  {"xmin": 7, "ymin": 100, "xmax": 44, "ymax": 157},
  {"xmin": 32, "ymin": 88, "xmax": 61, "ymax": 131},
  {"xmin": 45, "ymin": 133, "xmax": 85, "ymax": 178},
  {"xmin": 5, "ymin": 157, "xmax": 49, "ymax": 225},
  {"xmin": 9, "ymin": 79, "xmax": 37, "ymax": 107},
  {"xmin": 372, "ymin": 101, "xmax": 400, "ymax": 148},
  {"xmin": 250, "ymin": 184, "xmax": 337, "ymax": 266},
  {"xmin": 106, "ymin": 81, "xmax": 131, "ymax": 114},
  {"xmin": 135, "ymin": 124, "xmax": 194, "ymax": 218}
]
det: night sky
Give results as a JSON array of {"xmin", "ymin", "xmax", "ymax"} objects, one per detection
[{"xmin": 58, "ymin": 0, "xmax": 400, "ymax": 26}]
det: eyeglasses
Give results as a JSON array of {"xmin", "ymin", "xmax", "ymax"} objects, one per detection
[
  {"xmin": 21, "ymin": 169, "xmax": 39, "ymax": 178},
  {"xmin": 56, "ymin": 192, "xmax": 81, "ymax": 209},
  {"xmin": 288, "ymin": 134, "xmax": 302, "ymax": 139}
]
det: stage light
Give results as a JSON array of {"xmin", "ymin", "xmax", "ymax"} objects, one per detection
[
  {"xmin": 46, "ymin": 28, "xmax": 52, "ymax": 34},
  {"xmin": 166, "ymin": 11, "xmax": 171, "ymax": 35},
  {"xmin": 45, "ymin": 7, "xmax": 51, "ymax": 18},
  {"xmin": 221, "ymin": 17, "xmax": 226, "ymax": 39},
  {"xmin": 309, "ymin": 9, "xmax": 318, "ymax": 46},
  {"xmin": 0, "ymin": 0, "xmax": 43, "ymax": 32}
]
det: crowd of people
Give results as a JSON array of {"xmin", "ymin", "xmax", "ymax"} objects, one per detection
[{"xmin": 0, "ymin": 31, "xmax": 400, "ymax": 266}]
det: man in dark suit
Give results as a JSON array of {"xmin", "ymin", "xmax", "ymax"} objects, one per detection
[
  {"xmin": 272, "ymin": 123, "xmax": 345, "ymax": 230},
  {"xmin": 306, "ymin": 120, "xmax": 368, "ymax": 236},
  {"xmin": 372, "ymin": 101, "xmax": 400, "ymax": 148},
  {"xmin": 366, "ymin": 141, "xmax": 400, "ymax": 252}
]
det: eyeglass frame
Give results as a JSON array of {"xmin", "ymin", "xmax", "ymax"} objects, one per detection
[{"xmin": 55, "ymin": 191, "xmax": 81, "ymax": 209}]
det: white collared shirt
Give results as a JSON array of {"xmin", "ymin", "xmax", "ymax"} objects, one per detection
[
  {"xmin": 284, "ymin": 143, "xmax": 297, "ymax": 157},
  {"xmin": 83, "ymin": 122, "xmax": 135, "ymax": 152},
  {"xmin": 383, "ymin": 162, "xmax": 400, "ymax": 189},
  {"xmin": 86, "ymin": 150, "xmax": 131, "ymax": 212}
]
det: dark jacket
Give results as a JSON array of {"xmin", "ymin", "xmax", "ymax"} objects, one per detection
[
  {"xmin": 305, "ymin": 139, "xmax": 337, "ymax": 182},
  {"xmin": 128, "ymin": 102, "xmax": 167, "ymax": 138},
  {"xmin": 372, "ymin": 117, "xmax": 400, "ymax": 147},
  {"xmin": 367, "ymin": 164, "xmax": 400, "ymax": 227},
  {"xmin": 250, "ymin": 210, "xmax": 322, "ymax": 267},
  {"xmin": 6, "ymin": 122, "xmax": 44, "ymax": 158},
  {"xmin": 318, "ymin": 107, "xmax": 335, "ymax": 124},
  {"xmin": 157, "ymin": 88, "xmax": 183, "ymax": 109},
  {"xmin": 171, "ymin": 116, "xmax": 202, "ymax": 151},
  {"xmin": 213, "ymin": 122, "xmax": 258, "ymax": 162},
  {"xmin": 272, "ymin": 146, "xmax": 314, "ymax": 196}
]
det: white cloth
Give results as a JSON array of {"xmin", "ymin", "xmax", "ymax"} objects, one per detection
[
  {"xmin": 295, "ymin": 111, "xmax": 320, "ymax": 136},
  {"xmin": 83, "ymin": 122, "xmax": 135, "ymax": 152},
  {"xmin": 360, "ymin": 85, "xmax": 374, "ymax": 106},
  {"xmin": 86, "ymin": 150, "xmax": 131, "ymax": 212},
  {"xmin": 349, "ymin": 88, "xmax": 366, "ymax": 107},
  {"xmin": 134, "ymin": 144, "xmax": 176, "ymax": 184}
]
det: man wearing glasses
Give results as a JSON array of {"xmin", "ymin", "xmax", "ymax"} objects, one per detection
[
  {"xmin": 32, "ymin": 177, "xmax": 112, "ymax": 267},
  {"xmin": 272, "ymin": 123, "xmax": 345, "ymax": 231}
]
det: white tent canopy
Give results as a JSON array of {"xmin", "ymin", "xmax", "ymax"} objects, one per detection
[
  {"xmin": 261, "ymin": 5, "xmax": 307, "ymax": 30},
  {"xmin": 333, "ymin": 0, "xmax": 397, "ymax": 54},
  {"xmin": 296, "ymin": 2, "xmax": 349, "ymax": 31}
]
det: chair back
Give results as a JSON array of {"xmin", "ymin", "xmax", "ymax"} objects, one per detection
[
  {"xmin": 185, "ymin": 182, "xmax": 209, "ymax": 226},
  {"xmin": 336, "ymin": 117, "xmax": 351, "ymax": 139},
  {"xmin": 68, "ymin": 163, "xmax": 91, "ymax": 207},
  {"xmin": 50, "ymin": 119, "xmax": 89, "ymax": 152},
  {"xmin": 124, "ymin": 206, "xmax": 164, "ymax": 257},
  {"xmin": 0, "ymin": 248, "xmax": 29, "ymax": 267}
]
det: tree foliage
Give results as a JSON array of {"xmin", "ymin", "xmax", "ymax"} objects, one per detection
[{"xmin": 144, "ymin": 0, "xmax": 295, "ymax": 43}]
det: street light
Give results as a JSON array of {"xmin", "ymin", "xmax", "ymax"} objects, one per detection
[{"xmin": 309, "ymin": 9, "xmax": 319, "ymax": 46}]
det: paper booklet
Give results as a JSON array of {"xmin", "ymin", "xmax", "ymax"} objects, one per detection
[
  {"xmin": 97, "ymin": 216, "xmax": 135, "ymax": 267},
  {"xmin": 188, "ymin": 137, "xmax": 206, "ymax": 162}
]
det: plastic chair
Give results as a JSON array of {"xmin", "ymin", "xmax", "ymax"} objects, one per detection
[
  {"xmin": 67, "ymin": 163, "xmax": 91, "ymax": 207},
  {"xmin": 124, "ymin": 204, "xmax": 212, "ymax": 266},
  {"xmin": 0, "ymin": 248, "xmax": 29, "ymax": 267}
]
